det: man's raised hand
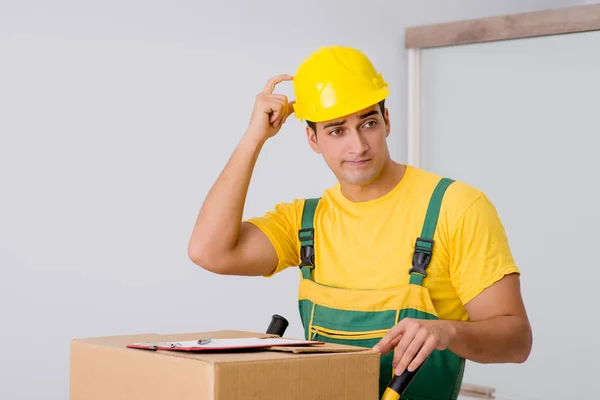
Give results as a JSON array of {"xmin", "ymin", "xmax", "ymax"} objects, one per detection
[{"xmin": 246, "ymin": 74, "xmax": 296, "ymax": 143}]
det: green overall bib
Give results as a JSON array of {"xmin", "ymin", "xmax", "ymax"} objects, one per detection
[{"xmin": 296, "ymin": 178, "xmax": 466, "ymax": 399}]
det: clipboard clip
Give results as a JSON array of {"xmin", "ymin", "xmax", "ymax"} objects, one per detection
[
  {"xmin": 135, "ymin": 338, "xmax": 212, "ymax": 350},
  {"xmin": 168, "ymin": 338, "xmax": 211, "ymax": 348}
]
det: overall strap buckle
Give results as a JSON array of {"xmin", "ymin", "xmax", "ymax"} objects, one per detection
[
  {"xmin": 409, "ymin": 237, "xmax": 434, "ymax": 277},
  {"xmin": 297, "ymin": 198, "xmax": 320, "ymax": 276},
  {"xmin": 299, "ymin": 228, "xmax": 315, "ymax": 269}
]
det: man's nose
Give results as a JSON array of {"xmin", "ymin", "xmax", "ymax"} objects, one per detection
[{"xmin": 348, "ymin": 130, "xmax": 370, "ymax": 154}]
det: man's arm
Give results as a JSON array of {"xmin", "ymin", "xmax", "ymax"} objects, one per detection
[
  {"xmin": 373, "ymin": 273, "xmax": 532, "ymax": 376},
  {"xmin": 187, "ymin": 74, "xmax": 295, "ymax": 276},
  {"xmin": 444, "ymin": 273, "xmax": 532, "ymax": 363}
]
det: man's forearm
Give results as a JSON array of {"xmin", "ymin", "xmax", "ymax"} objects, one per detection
[
  {"xmin": 188, "ymin": 74, "xmax": 295, "ymax": 272},
  {"xmin": 445, "ymin": 315, "xmax": 532, "ymax": 364},
  {"xmin": 188, "ymin": 133, "xmax": 265, "ymax": 260}
]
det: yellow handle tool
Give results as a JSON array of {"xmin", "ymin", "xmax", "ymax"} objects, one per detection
[{"xmin": 381, "ymin": 363, "xmax": 424, "ymax": 400}]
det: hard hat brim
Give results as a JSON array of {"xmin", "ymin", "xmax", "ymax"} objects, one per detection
[{"xmin": 293, "ymin": 86, "xmax": 389, "ymax": 123}]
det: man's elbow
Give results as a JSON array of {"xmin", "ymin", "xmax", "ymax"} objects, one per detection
[
  {"xmin": 187, "ymin": 243, "xmax": 232, "ymax": 275},
  {"xmin": 514, "ymin": 319, "xmax": 533, "ymax": 364}
]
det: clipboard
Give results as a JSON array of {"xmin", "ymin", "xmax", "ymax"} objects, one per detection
[{"xmin": 126, "ymin": 337, "xmax": 325, "ymax": 352}]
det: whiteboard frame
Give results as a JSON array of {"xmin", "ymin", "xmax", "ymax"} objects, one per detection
[
  {"xmin": 404, "ymin": 3, "xmax": 600, "ymax": 167},
  {"xmin": 406, "ymin": 48, "xmax": 421, "ymax": 167}
]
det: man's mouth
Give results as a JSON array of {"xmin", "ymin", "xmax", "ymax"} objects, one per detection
[{"xmin": 344, "ymin": 159, "xmax": 371, "ymax": 166}]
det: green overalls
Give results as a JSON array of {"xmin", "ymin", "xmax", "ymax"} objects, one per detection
[{"xmin": 296, "ymin": 178, "xmax": 466, "ymax": 399}]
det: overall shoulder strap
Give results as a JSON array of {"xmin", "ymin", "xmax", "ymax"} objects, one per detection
[
  {"xmin": 409, "ymin": 177, "xmax": 455, "ymax": 285},
  {"xmin": 299, "ymin": 198, "xmax": 320, "ymax": 280}
]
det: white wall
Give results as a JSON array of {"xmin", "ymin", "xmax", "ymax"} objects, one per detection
[{"xmin": 0, "ymin": 0, "xmax": 585, "ymax": 399}]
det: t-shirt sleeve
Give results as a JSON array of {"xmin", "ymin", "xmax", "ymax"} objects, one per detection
[
  {"xmin": 244, "ymin": 199, "xmax": 303, "ymax": 277},
  {"xmin": 448, "ymin": 193, "xmax": 520, "ymax": 305}
]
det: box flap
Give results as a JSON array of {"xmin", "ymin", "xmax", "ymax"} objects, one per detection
[{"xmin": 266, "ymin": 342, "xmax": 371, "ymax": 353}]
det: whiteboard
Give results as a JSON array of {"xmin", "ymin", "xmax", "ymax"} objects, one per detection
[{"xmin": 418, "ymin": 30, "xmax": 600, "ymax": 399}]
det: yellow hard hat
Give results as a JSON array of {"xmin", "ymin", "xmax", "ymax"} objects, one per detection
[{"xmin": 292, "ymin": 46, "xmax": 389, "ymax": 123}]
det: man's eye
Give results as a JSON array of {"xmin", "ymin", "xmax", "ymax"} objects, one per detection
[
  {"xmin": 364, "ymin": 121, "xmax": 377, "ymax": 128},
  {"xmin": 329, "ymin": 129, "xmax": 342, "ymax": 136}
]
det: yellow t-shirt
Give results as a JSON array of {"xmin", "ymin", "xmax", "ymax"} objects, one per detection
[{"xmin": 246, "ymin": 165, "xmax": 519, "ymax": 322}]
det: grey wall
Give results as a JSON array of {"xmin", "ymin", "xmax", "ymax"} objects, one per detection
[{"xmin": 0, "ymin": 0, "xmax": 585, "ymax": 399}]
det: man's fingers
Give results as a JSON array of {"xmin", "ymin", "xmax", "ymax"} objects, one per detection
[
  {"xmin": 281, "ymin": 101, "xmax": 296, "ymax": 125},
  {"xmin": 373, "ymin": 324, "xmax": 405, "ymax": 354},
  {"xmin": 269, "ymin": 94, "xmax": 288, "ymax": 102},
  {"xmin": 262, "ymin": 74, "xmax": 293, "ymax": 94},
  {"xmin": 268, "ymin": 105, "xmax": 280, "ymax": 123},
  {"xmin": 407, "ymin": 336, "xmax": 437, "ymax": 372},
  {"xmin": 285, "ymin": 100, "xmax": 296, "ymax": 118},
  {"xmin": 392, "ymin": 328, "xmax": 417, "ymax": 362},
  {"xmin": 270, "ymin": 103, "xmax": 291, "ymax": 128},
  {"xmin": 266, "ymin": 99, "xmax": 287, "ymax": 124},
  {"xmin": 394, "ymin": 329, "xmax": 427, "ymax": 375}
]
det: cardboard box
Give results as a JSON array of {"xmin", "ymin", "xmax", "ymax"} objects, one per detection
[{"xmin": 70, "ymin": 330, "xmax": 380, "ymax": 400}]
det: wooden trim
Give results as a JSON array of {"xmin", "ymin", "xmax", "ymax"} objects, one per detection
[{"xmin": 405, "ymin": 4, "xmax": 600, "ymax": 49}]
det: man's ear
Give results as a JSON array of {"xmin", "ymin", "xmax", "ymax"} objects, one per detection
[
  {"xmin": 383, "ymin": 108, "xmax": 391, "ymax": 138},
  {"xmin": 306, "ymin": 125, "xmax": 321, "ymax": 154}
]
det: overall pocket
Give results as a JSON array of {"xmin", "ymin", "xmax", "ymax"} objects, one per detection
[{"xmin": 310, "ymin": 325, "xmax": 388, "ymax": 341}]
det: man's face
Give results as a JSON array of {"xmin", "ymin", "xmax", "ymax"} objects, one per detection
[{"xmin": 307, "ymin": 104, "xmax": 391, "ymax": 186}]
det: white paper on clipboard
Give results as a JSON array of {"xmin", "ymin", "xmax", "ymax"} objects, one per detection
[{"xmin": 127, "ymin": 337, "xmax": 324, "ymax": 351}]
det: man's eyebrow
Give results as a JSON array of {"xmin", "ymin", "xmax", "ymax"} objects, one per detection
[
  {"xmin": 358, "ymin": 110, "xmax": 379, "ymax": 119},
  {"xmin": 322, "ymin": 111, "xmax": 379, "ymax": 129},
  {"xmin": 323, "ymin": 120, "xmax": 345, "ymax": 129}
]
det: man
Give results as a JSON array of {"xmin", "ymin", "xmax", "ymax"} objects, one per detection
[{"xmin": 188, "ymin": 46, "xmax": 532, "ymax": 399}]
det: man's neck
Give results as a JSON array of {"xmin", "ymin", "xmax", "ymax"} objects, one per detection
[{"xmin": 340, "ymin": 161, "xmax": 407, "ymax": 203}]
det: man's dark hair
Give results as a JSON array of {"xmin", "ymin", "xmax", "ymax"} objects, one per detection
[{"xmin": 306, "ymin": 99, "xmax": 386, "ymax": 132}]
